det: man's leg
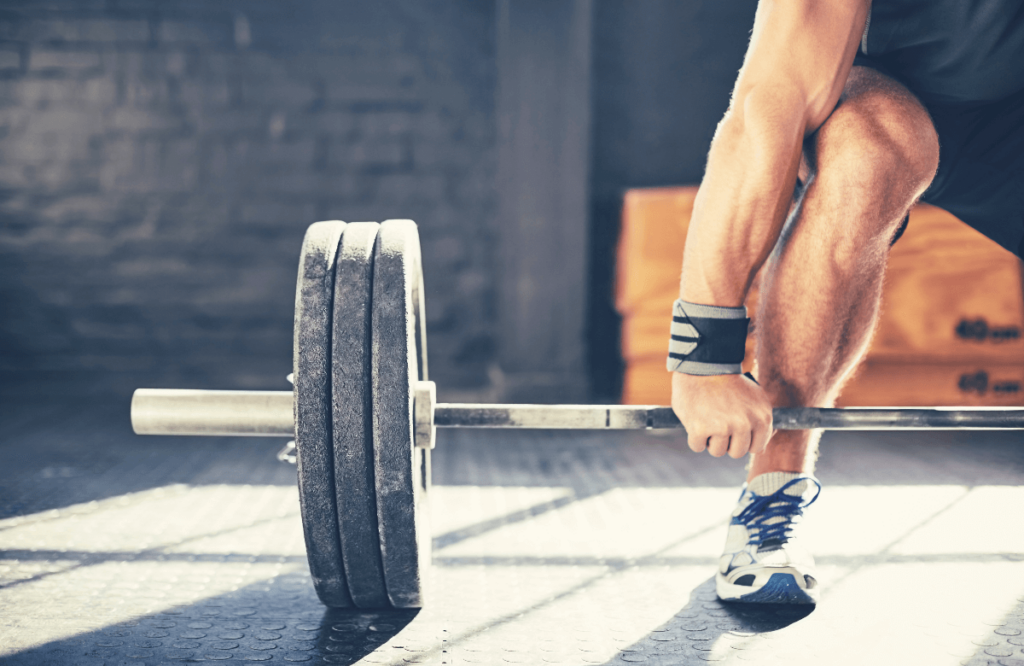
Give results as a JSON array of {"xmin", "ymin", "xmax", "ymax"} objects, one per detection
[
  {"xmin": 716, "ymin": 68, "xmax": 941, "ymax": 604},
  {"xmin": 748, "ymin": 67, "xmax": 941, "ymax": 480}
]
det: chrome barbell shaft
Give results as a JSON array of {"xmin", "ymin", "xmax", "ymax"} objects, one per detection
[
  {"xmin": 132, "ymin": 388, "xmax": 1024, "ymax": 437},
  {"xmin": 435, "ymin": 404, "xmax": 1024, "ymax": 430}
]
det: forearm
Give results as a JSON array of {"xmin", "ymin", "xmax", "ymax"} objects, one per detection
[
  {"xmin": 680, "ymin": 88, "xmax": 808, "ymax": 307},
  {"xmin": 670, "ymin": 0, "xmax": 869, "ymax": 458}
]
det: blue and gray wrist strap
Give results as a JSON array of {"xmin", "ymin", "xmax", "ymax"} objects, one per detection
[{"xmin": 666, "ymin": 299, "xmax": 749, "ymax": 375}]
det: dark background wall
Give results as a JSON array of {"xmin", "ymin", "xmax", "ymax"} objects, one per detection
[
  {"xmin": 0, "ymin": 0, "xmax": 497, "ymax": 400},
  {"xmin": 0, "ymin": 0, "xmax": 757, "ymax": 404},
  {"xmin": 588, "ymin": 0, "xmax": 757, "ymax": 400}
]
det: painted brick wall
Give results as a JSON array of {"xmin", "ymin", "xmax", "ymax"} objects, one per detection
[{"xmin": 0, "ymin": 1, "xmax": 497, "ymax": 400}]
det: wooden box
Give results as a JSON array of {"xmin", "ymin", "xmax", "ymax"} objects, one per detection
[{"xmin": 616, "ymin": 186, "xmax": 1024, "ymax": 406}]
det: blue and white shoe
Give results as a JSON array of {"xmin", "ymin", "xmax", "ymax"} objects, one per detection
[{"xmin": 716, "ymin": 472, "xmax": 822, "ymax": 604}]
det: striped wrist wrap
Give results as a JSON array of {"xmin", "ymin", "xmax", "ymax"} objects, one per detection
[{"xmin": 666, "ymin": 299, "xmax": 749, "ymax": 376}]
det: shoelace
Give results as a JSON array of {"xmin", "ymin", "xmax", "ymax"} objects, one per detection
[{"xmin": 735, "ymin": 478, "xmax": 822, "ymax": 548}]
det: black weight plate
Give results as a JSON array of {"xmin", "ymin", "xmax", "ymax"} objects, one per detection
[
  {"xmin": 294, "ymin": 220, "xmax": 353, "ymax": 608},
  {"xmin": 371, "ymin": 219, "xmax": 431, "ymax": 608},
  {"xmin": 332, "ymin": 221, "xmax": 390, "ymax": 609}
]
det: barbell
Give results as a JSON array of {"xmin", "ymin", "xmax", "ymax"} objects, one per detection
[{"xmin": 130, "ymin": 219, "xmax": 1024, "ymax": 610}]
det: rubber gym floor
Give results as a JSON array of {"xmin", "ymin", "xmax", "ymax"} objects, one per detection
[{"xmin": 2, "ymin": 400, "xmax": 1024, "ymax": 666}]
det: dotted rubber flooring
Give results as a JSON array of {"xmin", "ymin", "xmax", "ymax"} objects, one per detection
[{"xmin": 2, "ymin": 400, "xmax": 1024, "ymax": 665}]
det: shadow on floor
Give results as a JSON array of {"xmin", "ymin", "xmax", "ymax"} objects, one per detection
[
  {"xmin": 605, "ymin": 577, "xmax": 813, "ymax": 663},
  {"xmin": 0, "ymin": 567, "xmax": 421, "ymax": 666}
]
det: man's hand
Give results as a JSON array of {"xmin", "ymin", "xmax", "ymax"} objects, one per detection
[{"xmin": 671, "ymin": 372, "xmax": 773, "ymax": 458}]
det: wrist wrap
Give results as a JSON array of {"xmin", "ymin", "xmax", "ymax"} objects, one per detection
[{"xmin": 666, "ymin": 299, "xmax": 750, "ymax": 375}]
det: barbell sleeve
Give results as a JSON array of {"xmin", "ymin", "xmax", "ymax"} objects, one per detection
[
  {"xmin": 131, "ymin": 389, "xmax": 295, "ymax": 437},
  {"xmin": 131, "ymin": 388, "xmax": 1024, "ymax": 437}
]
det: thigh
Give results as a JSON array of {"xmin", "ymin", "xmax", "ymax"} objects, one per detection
[{"xmin": 921, "ymin": 87, "xmax": 1024, "ymax": 258}]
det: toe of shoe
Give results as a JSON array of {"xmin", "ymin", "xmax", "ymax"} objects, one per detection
[{"xmin": 716, "ymin": 570, "xmax": 819, "ymax": 605}]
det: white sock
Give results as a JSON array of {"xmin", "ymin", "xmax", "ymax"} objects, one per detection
[{"xmin": 747, "ymin": 471, "xmax": 811, "ymax": 497}]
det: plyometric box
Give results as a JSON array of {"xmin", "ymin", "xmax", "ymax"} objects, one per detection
[{"xmin": 616, "ymin": 186, "xmax": 1024, "ymax": 407}]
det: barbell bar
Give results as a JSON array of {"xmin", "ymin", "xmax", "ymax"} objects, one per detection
[
  {"xmin": 131, "ymin": 387, "xmax": 1024, "ymax": 438},
  {"xmin": 129, "ymin": 218, "xmax": 1024, "ymax": 612}
]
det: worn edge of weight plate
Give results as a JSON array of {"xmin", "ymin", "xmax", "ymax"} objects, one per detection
[
  {"xmin": 410, "ymin": 220, "xmax": 431, "ymax": 588},
  {"xmin": 294, "ymin": 220, "xmax": 353, "ymax": 607},
  {"xmin": 371, "ymin": 219, "xmax": 430, "ymax": 608},
  {"xmin": 332, "ymin": 221, "xmax": 390, "ymax": 609}
]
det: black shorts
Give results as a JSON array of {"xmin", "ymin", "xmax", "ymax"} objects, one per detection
[{"xmin": 854, "ymin": 53, "xmax": 1024, "ymax": 258}]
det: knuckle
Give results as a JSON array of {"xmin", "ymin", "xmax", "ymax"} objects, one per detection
[{"xmin": 708, "ymin": 439, "xmax": 729, "ymax": 457}]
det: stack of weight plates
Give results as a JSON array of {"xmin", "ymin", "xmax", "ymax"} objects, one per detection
[{"xmin": 293, "ymin": 219, "xmax": 430, "ymax": 608}]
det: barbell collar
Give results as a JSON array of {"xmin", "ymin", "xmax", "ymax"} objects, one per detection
[{"xmin": 132, "ymin": 388, "xmax": 1024, "ymax": 437}]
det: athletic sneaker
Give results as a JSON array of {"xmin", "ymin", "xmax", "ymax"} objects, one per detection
[{"xmin": 716, "ymin": 472, "xmax": 822, "ymax": 604}]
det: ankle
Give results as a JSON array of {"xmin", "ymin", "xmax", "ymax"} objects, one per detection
[{"xmin": 747, "ymin": 460, "xmax": 815, "ymax": 483}]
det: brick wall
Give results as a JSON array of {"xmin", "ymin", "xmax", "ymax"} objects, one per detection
[{"xmin": 0, "ymin": 1, "xmax": 497, "ymax": 400}]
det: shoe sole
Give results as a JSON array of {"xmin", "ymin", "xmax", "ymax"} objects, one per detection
[{"xmin": 717, "ymin": 572, "xmax": 818, "ymax": 605}]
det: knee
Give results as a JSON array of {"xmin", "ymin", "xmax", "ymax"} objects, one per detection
[{"xmin": 812, "ymin": 85, "xmax": 940, "ymax": 221}]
